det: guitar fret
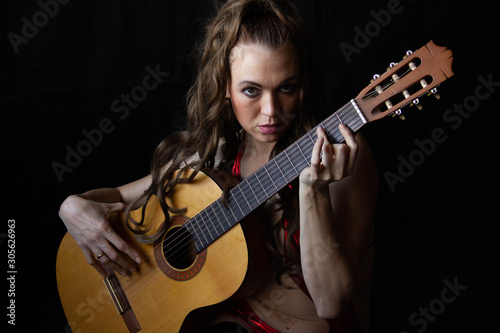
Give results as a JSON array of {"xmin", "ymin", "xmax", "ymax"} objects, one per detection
[
  {"xmin": 252, "ymin": 176, "xmax": 269, "ymax": 204},
  {"xmin": 283, "ymin": 150, "xmax": 299, "ymax": 175},
  {"xmin": 334, "ymin": 111, "xmax": 343, "ymax": 124},
  {"xmin": 277, "ymin": 153, "xmax": 292, "ymax": 172},
  {"xmin": 199, "ymin": 209, "xmax": 215, "ymax": 241},
  {"xmin": 202, "ymin": 209, "xmax": 218, "ymax": 238},
  {"xmin": 270, "ymin": 165, "xmax": 287, "ymax": 190},
  {"xmin": 273, "ymin": 158, "xmax": 289, "ymax": 184},
  {"xmin": 306, "ymin": 131, "xmax": 315, "ymax": 144},
  {"xmin": 207, "ymin": 208, "xmax": 221, "ymax": 238},
  {"xmin": 263, "ymin": 165, "xmax": 279, "ymax": 192},
  {"xmin": 189, "ymin": 216, "xmax": 208, "ymax": 251},
  {"xmin": 233, "ymin": 186, "xmax": 252, "ymax": 212},
  {"xmin": 215, "ymin": 200, "xmax": 231, "ymax": 228},
  {"xmin": 295, "ymin": 141, "xmax": 311, "ymax": 167},
  {"xmin": 244, "ymin": 178, "xmax": 262, "ymax": 206},
  {"xmin": 194, "ymin": 216, "xmax": 207, "ymax": 244},
  {"xmin": 226, "ymin": 199, "xmax": 239, "ymax": 221},
  {"xmin": 254, "ymin": 173, "xmax": 269, "ymax": 197},
  {"xmin": 286, "ymin": 147, "xmax": 304, "ymax": 171},
  {"xmin": 210, "ymin": 203, "xmax": 225, "ymax": 230},
  {"xmin": 232, "ymin": 190, "xmax": 245, "ymax": 216}
]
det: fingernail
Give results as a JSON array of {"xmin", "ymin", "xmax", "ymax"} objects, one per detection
[{"xmin": 135, "ymin": 256, "xmax": 142, "ymax": 264}]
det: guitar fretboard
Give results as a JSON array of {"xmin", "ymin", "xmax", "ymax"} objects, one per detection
[{"xmin": 184, "ymin": 99, "xmax": 367, "ymax": 252}]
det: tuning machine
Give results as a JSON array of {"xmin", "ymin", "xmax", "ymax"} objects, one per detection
[
  {"xmin": 402, "ymin": 50, "xmax": 414, "ymax": 59},
  {"xmin": 386, "ymin": 62, "xmax": 398, "ymax": 71},
  {"xmin": 390, "ymin": 109, "xmax": 406, "ymax": 121},
  {"xmin": 370, "ymin": 74, "xmax": 380, "ymax": 84},
  {"xmin": 427, "ymin": 87, "xmax": 441, "ymax": 100},
  {"xmin": 410, "ymin": 98, "xmax": 423, "ymax": 110}
]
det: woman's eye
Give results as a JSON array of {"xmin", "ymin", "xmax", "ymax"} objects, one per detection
[
  {"xmin": 243, "ymin": 87, "xmax": 260, "ymax": 97},
  {"xmin": 280, "ymin": 84, "xmax": 297, "ymax": 94}
]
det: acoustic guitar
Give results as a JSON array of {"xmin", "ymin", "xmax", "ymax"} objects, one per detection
[{"xmin": 56, "ymin": 41, "xmax": 454, "ymax": 332}]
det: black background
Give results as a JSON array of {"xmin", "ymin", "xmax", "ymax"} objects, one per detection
[{"xmin": 2, "ymin": 0, "xmax": 500, "ymax": 332}]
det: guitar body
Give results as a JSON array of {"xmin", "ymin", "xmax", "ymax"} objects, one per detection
[{"xmin": 56, "ymin": 170, "xmax": 270, "ymax": 332}]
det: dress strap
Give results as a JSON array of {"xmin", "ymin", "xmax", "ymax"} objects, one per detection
[{"xmin": 231, "ymin": 132, "xmax": 246, "ymax": 180}]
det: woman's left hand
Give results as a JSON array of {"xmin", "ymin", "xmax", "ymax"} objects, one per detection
[{"xmin": 299, "ymin": 124, "xmax": 359, "ymax": 190}]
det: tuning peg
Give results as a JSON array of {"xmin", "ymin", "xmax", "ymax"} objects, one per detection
[
  {"xmin": 390, "ymin": 109, "xmax": 405, "ymax": 120},
  {"xmin": 402, "ymin": 50, "xmax": 413, "ymax": 59},
  {"xmin": 370, "ymin": 74, "xmax": 380, "ymax": 83},
  {"xmin": 396, "ymin": 109, "xmax": 406, "ymax": 120},
  {"xmin": 389, "ymin": 109, "xmax": 406, "ymax": 120},
  {"xmin": 410, "ymin": 98, "xmax": 423, "ymax": 110},
  {"xmin": 427, "ymin": 87, "xmax": 441, "ymax": 100},
  {"xmin": 386, "ymin": 62, "xmax": 398, "ymax": 71}
]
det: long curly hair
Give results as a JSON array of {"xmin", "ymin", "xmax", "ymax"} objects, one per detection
[{"xmin": 126, "ymin": 0, "xmax": 320, "ymax": 268}]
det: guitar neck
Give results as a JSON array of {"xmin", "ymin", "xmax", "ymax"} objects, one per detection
[{"xmin": 186, "ymin": 99, "xmax": 367, "ymax": 252}]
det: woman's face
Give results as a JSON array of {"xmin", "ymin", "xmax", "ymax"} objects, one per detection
[{"xmin": 227, "ymin": 42, "xmax": 300, "ymax": 147}]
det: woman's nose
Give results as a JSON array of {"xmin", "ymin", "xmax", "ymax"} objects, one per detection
[{"xmin": 260, "ymin": 92, "xmax": 280, "ymax": 117}]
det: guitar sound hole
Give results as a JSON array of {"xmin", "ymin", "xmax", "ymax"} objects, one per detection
[{"xmin": 163, "ymin": 226, "xmax": 197, "ymax": 270}]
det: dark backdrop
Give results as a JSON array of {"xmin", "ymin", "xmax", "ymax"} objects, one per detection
[{"xmin": 2, "ymin": 0, "xmax": 499, "ymax": 332}]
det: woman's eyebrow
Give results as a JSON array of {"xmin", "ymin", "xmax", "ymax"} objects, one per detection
[
  {"xmin": 281, "ymin": 76, "xmax": 299, "ymax": 83},
  {"xmin": 237, "ymin": 76, "xmax": 299, "ymax": 87},
  {"xmin": 237, "ymin": 80, "xmax": 262, "ymax": 87}
]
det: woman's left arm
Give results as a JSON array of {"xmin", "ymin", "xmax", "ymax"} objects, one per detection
[{"xmin": 299, "ymin": 125, "xmax": 378, "ymax": 319}]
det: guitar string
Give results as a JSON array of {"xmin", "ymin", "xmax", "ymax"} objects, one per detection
[{"xmin": 106, "ymin": 104, "xmax": 364, "ymax": 294}]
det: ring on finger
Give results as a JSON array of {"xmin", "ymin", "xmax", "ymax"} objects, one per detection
[{"xmin": 96, "ymin": 252, "xmax": 105, "ymax": 259}]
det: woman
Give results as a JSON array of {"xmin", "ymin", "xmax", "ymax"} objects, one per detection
[{"xmin": 59, "ymin": 0, "xmax": 378, "ymax": 332}]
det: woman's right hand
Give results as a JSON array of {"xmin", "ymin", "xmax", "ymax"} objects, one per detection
[{"xmin": 59, "ymin": 194, "xmax": 142, "ymax": 278}]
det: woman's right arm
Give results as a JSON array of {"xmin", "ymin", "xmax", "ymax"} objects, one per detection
[{"xmin": 58, "ymin": 175, "xmax": 152, "ymax": 277}]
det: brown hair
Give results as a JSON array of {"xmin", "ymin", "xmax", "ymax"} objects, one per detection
[{"xmin": 127, "ymin": 0, "xmax": 319, "ymax": 268}]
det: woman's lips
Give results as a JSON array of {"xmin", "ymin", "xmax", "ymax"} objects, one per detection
[{"xmin": 258, "ymin": 124, "xmax": 280, "ymax": 134}]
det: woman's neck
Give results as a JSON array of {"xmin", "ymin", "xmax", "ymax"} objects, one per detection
[{"xmin": 240, "ymin": 133, "xmax": 278, "ymax": 179}]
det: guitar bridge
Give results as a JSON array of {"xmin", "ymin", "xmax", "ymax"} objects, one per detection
[{"xmin": 104, "ymin": 273, "xmax": 141, "ymax": 332}]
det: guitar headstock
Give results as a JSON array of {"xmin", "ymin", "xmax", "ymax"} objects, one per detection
[{"xmin": 355, "ymin": 41, "xmax": 454, "ymax": 122}]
